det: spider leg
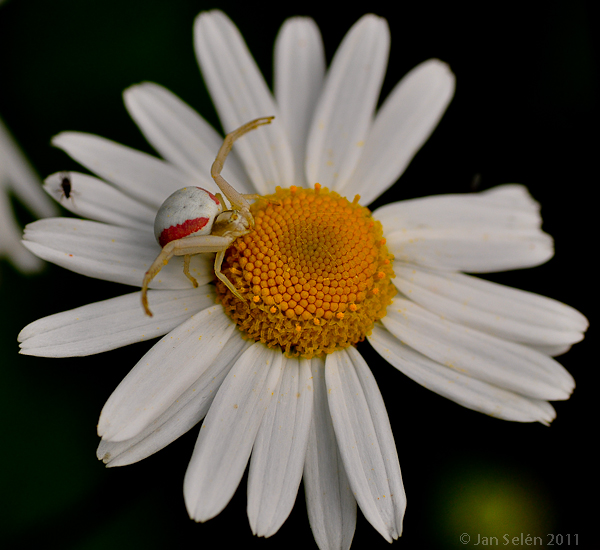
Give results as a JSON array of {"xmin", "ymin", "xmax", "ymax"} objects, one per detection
[
  {"xmin": 141, "ymin": 234, "xmax": 233, "ymax": 316},
  {"xmin": 183, "ymin": 254, "xmax": 198, "ymax": 287},
  {"xmin": 211, "ymin": 116, "xmax": 274, "ymax": 210},
  {"xmin": 244, "ymin": 193, "xmax": 282, "ymax": 206},
  {"xmin": 141, "ymin": 240, "xmax": 177, "ymax": 317},
  {"xmin": 214, "ymin": 250, "xmax": 245, "ymax": 301}
]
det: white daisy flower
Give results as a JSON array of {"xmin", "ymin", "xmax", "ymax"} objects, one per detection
[
  {"xmin": 0, "ymin": 116, "xmax": 57, "ymax": 273},
  {"xmin": 17, "ymin": 10, "xmax": 587, "ymax": 549}
]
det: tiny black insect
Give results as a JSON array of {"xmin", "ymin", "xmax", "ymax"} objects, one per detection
[{"xmin": 59, "ymin": 172, "xmax": 72, "ymax": 199}]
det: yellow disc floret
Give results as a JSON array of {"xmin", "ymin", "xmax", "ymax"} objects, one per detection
[{"xmin": 216, "ymin": 184, "xmax": 395, "ymax": 358}]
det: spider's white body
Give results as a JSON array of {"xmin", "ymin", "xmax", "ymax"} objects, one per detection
[{"xmin": 154, "ymin": 186, "xmax": 223, "ymax": 247}]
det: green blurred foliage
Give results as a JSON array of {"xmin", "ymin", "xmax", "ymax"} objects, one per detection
[{"xmin": 429, "ymin": 460, "xmax": 555, "ymax": 549}]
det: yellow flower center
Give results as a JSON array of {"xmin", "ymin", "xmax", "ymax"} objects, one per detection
[{"xmin": 216, "ymin": 184, "xmax": 396, "ymax": 358}]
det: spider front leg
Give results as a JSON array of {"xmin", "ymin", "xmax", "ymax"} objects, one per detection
[
  {"xmin": 211, "ymin": 116, "xmax": 274, "ymax": 212},
  {"xmin": 243, "ymin": 193, "xmax": 282, "ymax": 207},
  {"xmin": 141, "ymin": 234, "xmax": 233, "ymax": 317},
  {"xmin": 183, "ymin": 255, "xmax": 197, "ymax": 287},
  {"xmin": 214, "ymin": 249, "xmax": 245, "ymax": 301}
]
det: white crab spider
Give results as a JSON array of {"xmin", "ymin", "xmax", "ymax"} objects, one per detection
[{"xmin": 141, "ymin": 116, "xmax": 274, "ymax": 316}]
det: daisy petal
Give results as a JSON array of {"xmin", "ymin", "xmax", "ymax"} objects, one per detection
[
  {"xmin": 18, "ymin": 287, "xmax": 215, "ymax": 357},
  {"xmin": 386, "ymin": 228, "xmax": 552, "ymax": 272},
  {"xmin": 98, "ymin": 305, "xmax": 235, "ymax": 442},
  {"xmin": 44, "ymin": 172, "xmax": 155, "ymax": 230},
  {"xmin": 22, "ymin": 218, "xmax": 213, "ymax": 288},
  {"xmin": 123, "ymin": 82, "xmax": 254, "ymax": 195},
  {"xmin": 306, "ymin": 15, "xmax": 390, "ymax": 191},
  {"xmin": 377, "ymin": 184, "xmax": 553, "ymax": 272},
  {"xmin": 194, "ymin": 10, "xmax": 294, "ymax": 194},
  {"xmin": 369, "ymin": 325, "xmax": 557, "ymax": 424},
  {"xmin": 481, "ymin": 183, "xmax": 543, "ymax": 206},
  {"xmin": 274, "ymin": 17, "xmax": 325, "ymax": 186},
  {"xmin": 376, "ymin": 184, "xmax": 542, "ymax": 230},
  {"xmin": 0, "ymin": 116, "xmax": 58, "ymax": 218},
  {"xmin": 529, "ymin": 343, "xmax": 575, "ymax": 357},
  {"xmin": 98, "ymin": 336, "xmax": 252, "ymax": 467},
  {"xmin": 247, "ymin": 357, "xmax": 313, "ymax": 537},
  {"xmin": 326, "ymin": 348, "xmax": 405, "ymax": 542},
  {"xmin": 52, "ymin": 132, "xmax": 194, "ymax": 209},
  {"xmin": 383, "ymin": 298, "xmax": 575, "ymax": 400},
  {"xmin": 0, "ymin": 190, "xmax": 44, "ymax": 272},
  {"xmin": 184, "ymin": 343, "xmax": 284, "ymax": 522},
  {"xmin": 304, "ymin": 356, "xmax": 356, "ymax": 550},
  {"xmin": 394, "ymin": 263, "xmax": 587, "ymax": 349},
  {"xmin": 344, "ymin": 59, "xmax": 456, "ymax": 204}
]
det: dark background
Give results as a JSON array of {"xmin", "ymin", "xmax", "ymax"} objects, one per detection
[{"xmin": 0, "ymin": 0, "xmax": 595, "ymax": 549}]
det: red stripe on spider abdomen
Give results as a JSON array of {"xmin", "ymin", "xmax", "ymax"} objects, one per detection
[{"xmin": 158, "ymin": 217, "xmax": 210, "ymax": 247}]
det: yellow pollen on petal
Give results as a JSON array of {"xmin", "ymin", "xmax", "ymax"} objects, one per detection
[{"xmin": 216, "ymin": 184, "xmax": 396, "ymax": 358}]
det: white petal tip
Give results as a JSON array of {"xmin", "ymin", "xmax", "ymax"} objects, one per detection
[
  {"xmin": 380, "ymin": 530, "xmax": 394, "ymax": 543},
  {"xmin": 97, "ymin": 451, "xmax": 111, "ymax": 464},
  {"xmin": 123, "ymin": 81, "xmax": 147, "ymax": 94},
  {"xmin": 184, "ymin": 484, "xmax": 218, "ymax": 524},
  {"xmin": 194, "ymin": 8, "xmax": 225, "ymax": 26},
  {"xmin": 97, "ymin": 429, "xmax": 129, "ymax": 443},
  {"xmin": 122, "ymin": 81, "xmax": 160, "ymax": 102},
  {"xmin": 352, "ymin": 14, "xmax": 389, "ymax": 42},
  {"xmin": 357, "ymin": 13, "xmax": 387, "ymax": 26},
  {"xmin": 50, "ymin": 133, "xmax": 67, "ymax": 148},
  {"xmin": 184, "ymin": 502, "xmax": 218, "ymax": 525},
  {"xmin": 420, "ymin": 57, "xmax": 454, "ymax": 74},
  {"xmin": 97, "ymin": 413, "xmax": 148, "ymax": 442}
]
